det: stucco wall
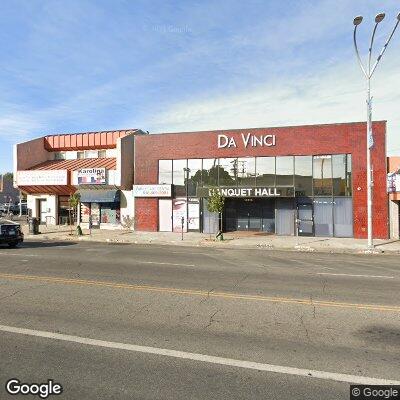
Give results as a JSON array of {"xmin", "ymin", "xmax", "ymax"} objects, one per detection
[
  {"xmin": 27, "ymin": 194, "xmax": 57, "ymax": 225},
  {"xmin": 14, "ymin": 138, "xmax": 50, "ymax": 186},
  {"xmin": 117, "ymin": 134, "xmax": 134, "ymax": 190},
  {"xmin": 120, "ymin": 190, "xmax": 134, "ymax": 229},
  {"xmin": 389, "ymin": 200, "xmax": 399, "ymax": 239}
]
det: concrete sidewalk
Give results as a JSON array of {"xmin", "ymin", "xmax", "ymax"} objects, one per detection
[{"xmin": 21, "ymin": 224, "xmax": 400, "ymax": 254}]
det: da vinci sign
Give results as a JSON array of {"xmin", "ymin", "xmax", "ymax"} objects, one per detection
[{"xmin": 217, "ymin": 133, "xmax": 276, "ymax": 149}]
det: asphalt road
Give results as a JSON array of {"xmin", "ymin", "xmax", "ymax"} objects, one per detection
[{"xmin": 0, "ymin": 240, "xmax": 399, "ymax": 399}]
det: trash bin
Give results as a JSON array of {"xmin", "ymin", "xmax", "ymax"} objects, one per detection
[{"xmin": 28, "ymin": 217, "xmax": 40, "ymax": 235}]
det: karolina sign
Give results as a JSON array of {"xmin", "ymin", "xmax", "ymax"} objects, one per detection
[
  {"xmin": 217, "ymin": 133, "xmax": 276, "ymax": 149},
  {"xmin": 77, "ymin": 168, "xmax": 106, "ymax": 185}
]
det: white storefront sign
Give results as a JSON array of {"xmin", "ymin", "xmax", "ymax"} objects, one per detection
[
  {"xmin": 133, "ymin": 184, "xmax": 172, "ymax": 197},
  {"xmin": 217, "ymin": 133, "xmax": 276, "ymax": 149},
  {"xmin": 17, "ymin": 170, "xmax": 68, "ymax": 186},
  {"xmin": 78, "ymin": 168, "xmax": 106, "ymax": 185}
]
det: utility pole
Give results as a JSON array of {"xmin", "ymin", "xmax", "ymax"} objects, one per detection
[{"xmin": 353, "ymin": 12, "xmax": 400, "ymax": 249}]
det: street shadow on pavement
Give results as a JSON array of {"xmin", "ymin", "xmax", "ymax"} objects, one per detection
[
  {"xmin": 374, "ymin": 239, "xmax": 400, "ymax": 248},
  {"xmin": 18, "ymin": 241, "xmax": 78, "ymax": 248}
]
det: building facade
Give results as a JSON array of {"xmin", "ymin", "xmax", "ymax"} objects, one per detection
[
  {"xmin": 14, "ymin": 129, "xmax": 143, "ymax": 228},
  {"xmin": 133, "ymin": 122, "xmax": 389, "ymax": 239}
]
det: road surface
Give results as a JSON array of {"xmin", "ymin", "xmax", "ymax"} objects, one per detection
[{"xmin": 0, "ymin": 241, "xmax": 399, "ymax": 399}]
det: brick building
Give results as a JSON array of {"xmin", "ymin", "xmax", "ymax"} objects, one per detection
[
  {"xmin": 133, "ymin": 121, "xmax": 389, "ymax": 239},
  {"xmin": 14, "ymin": 129, "xmax": 144, "ymax": 228}
]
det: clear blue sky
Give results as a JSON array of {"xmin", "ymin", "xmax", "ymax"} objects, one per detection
[{"xmin": 1, "ymin": 0, "xmax": 399, "ymax": 173}]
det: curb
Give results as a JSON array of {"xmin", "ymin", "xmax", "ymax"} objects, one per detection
[{"xmin": 22, "ymin": 234, "xmax": 400, "ymax": 255}]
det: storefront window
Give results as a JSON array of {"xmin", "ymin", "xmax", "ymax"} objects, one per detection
[
  {"xmin": 158, "ymin": 160, "xmax": 172, "ymax": 184},
  {"xmin": 201, "ymin": 159, "xmax": 218, "ymax": 187},
  {"xmin": 295, "ymin": 156, "xmax": 313, "ymax": 196},
  {"xmin": 54, "ymin": 152, "xmax": 66, "ymax": 160},
  {"xmin": 80, "ymin": 203, "xmax": 90, "ymax": 223},
  {"xmin": 276, "ymin": 156, "xmax": 294, "ymax": 186},
  {"xmin": 332, "ymin": 154, "xmax": 352, "ymax": 196},
  {"xmin": 333, "ymin": 197, "xmax": 353, "ymax": 237},
  {"xmin": 313, "ymin": 155, "xmax": 332, "ymax": 196},
  {"xmin": 58, "ymin": 195, "xmax": 71, "ymax": 224},
  {"xmin": 256, "ymin": 157, "xmax": 275, "ymax": 186},
  {"xmin": 173, "ymin": 159, "xmax": 187, "ymax": 196},
  {"xmin": 187, "ymin": 159, "xmax": 202, "ymax": 197},
  {"xmin": 218, "ymin": 158, "xmax": 238, "ymax": 186},
  {"xmin": 314, "ymin": 197, "xmax": 333, "ymax": 236},
  {"xmin": 237, "ymin": 157, "xmax": 256, "ymax": 187},
  {"xmin": 101, "ymin": 203, "xmax": 119, "ymax": 224}
]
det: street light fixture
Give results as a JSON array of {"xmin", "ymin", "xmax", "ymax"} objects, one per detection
[
  {"xmin": 375, "ymin": 13, "xmax": 385, "ymax": 23},
  {"xmin": 353, "ymin": 16, "xmax": 363, "ymax": 26},
  {"xmin": 353, "ymin": 11, "xmax": 400, "ymax": 250}
]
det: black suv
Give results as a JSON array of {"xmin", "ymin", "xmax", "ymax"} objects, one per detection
[{"xmin": 0, "ymin": 219, "xmax": 24, "ymax": 248}]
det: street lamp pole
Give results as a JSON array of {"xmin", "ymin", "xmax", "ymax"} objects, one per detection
[{"xmin": 353, "ymin": 12, "xmax": 400, "ymax": 249}]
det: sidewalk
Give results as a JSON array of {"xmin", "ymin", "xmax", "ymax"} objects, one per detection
[{"xmin": 21, "ymin": 225, "xmax": 400, "ymax": 254}]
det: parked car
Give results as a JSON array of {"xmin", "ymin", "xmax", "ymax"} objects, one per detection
[
  {"xmin": 0, "ymin": 204, "xmax": 6, "ymax": 215},
  {"xmin": 0, "ymin": 219, "xmax": 24, "ymax": 247},
  {"xmin": 9, "ymin": 203, "xmax": 27, "ymax": 215}
]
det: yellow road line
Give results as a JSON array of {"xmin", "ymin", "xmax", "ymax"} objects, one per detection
[{"xmin": 0, "ymin": 272, "xmax": 399, "ymax": 312}]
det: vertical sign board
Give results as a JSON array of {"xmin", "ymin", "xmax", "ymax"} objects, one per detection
[
  {"xmin": 172, "ymin": 198, "xmax": 187, "ymax": 233},
  {"xmin": 188, "ymin": 202, "xmax": 200, "ymax": 230}
]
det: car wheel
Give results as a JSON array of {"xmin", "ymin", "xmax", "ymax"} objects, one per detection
[{"xmin": 8, "ymin": 243, "xmax": 18, "ymax": 248}]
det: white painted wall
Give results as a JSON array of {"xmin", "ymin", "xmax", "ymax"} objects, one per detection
[
  {"xmin": 389, "ymin": 200, "xmax": 399, "ymax": 239},
  {"xmin": 120, "ymin": 190, "xmax": 134, "ymax": 230},
  {"xmin": 26, "ymin": 194, "xmax": 57, "ymax": 225},
  {"xmin": 14, "ymin": 138, "xmax": 51, "ymax": 187},
  {"xmin": 106, "ymin": 149, "xmax": 117, "ymax": 158}
]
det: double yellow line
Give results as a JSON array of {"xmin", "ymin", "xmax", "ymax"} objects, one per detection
[{"xmin": 0, "ymin": 272, "xmax": 399, "ymax": 312}]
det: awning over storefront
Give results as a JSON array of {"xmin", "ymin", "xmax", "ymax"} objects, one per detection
[{"xmin": 79, "ymin": 189, "xmax": 120, "ymax": 203}]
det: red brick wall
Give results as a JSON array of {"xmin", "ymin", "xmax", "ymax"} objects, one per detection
[
  {"xmin": 135, "ymin": 198, "xmax": 158, "ymax": 231},
  {"xmin": 134, "ymin": 122, "xmax": 388, "ymax": 239}
]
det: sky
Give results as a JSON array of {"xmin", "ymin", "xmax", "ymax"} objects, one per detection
[{"xmin": 0, "ymin": 0, "xmax": 399, "ymax": 173}]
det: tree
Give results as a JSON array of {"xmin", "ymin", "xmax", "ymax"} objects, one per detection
[
  {"xmin": 68, "ymin": 192, "xmax": 81, "ymax": 235},
  {"xmin": 121, "ymin": 215, "xmax": 135, "ymax": 232},
  {"xmin": 206, "ymin": 188, "xmax": 225, "ymax": 240}
]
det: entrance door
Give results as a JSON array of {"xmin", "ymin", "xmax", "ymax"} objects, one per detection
[
  {"xmin": 91, "ymin": 203, "xmax": 101, "ymax": 228},
  {"xmin": 297, "ymin": 203, "xmax": 314, "ymax": 236},
  {"xmin": 226, "ymin": 198, "xmax": 265, "ymax": 232},
  {"xmin": 188, "ymin": 202, "xmax": 200, "ymax": 231},
  {"xmin": 37, "ymin": 199, "xmax": 47, "ymax": 224}
]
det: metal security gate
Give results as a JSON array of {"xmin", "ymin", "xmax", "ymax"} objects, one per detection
[{"xmin": 276, "ymin": 198, "xmax": 295, "ymax": 235}]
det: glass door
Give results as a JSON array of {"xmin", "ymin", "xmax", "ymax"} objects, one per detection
[
  {"xmin": 297, "ymin": 203, "xmax": 314, "ymax": 236},
  {"xmin": 91, "ymin": 203, "xmax": 101, "ymax": 229},
  {"xmin": 188, "ymin": 201, "xmax": 200, "ymax": 231}
]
